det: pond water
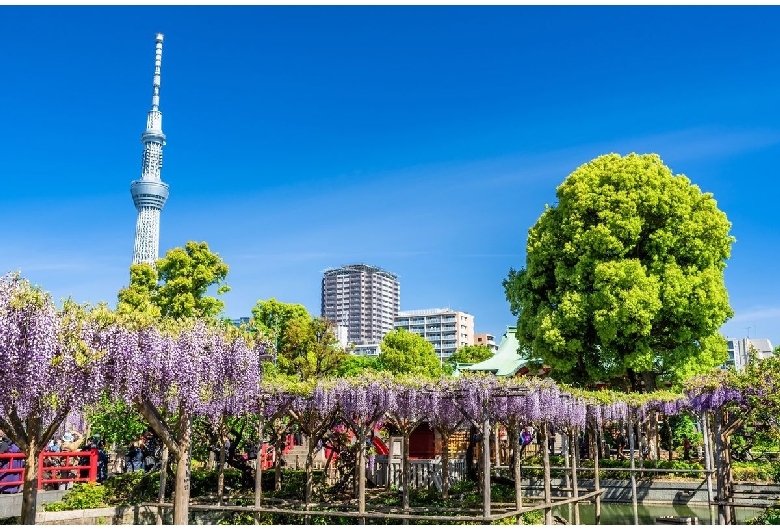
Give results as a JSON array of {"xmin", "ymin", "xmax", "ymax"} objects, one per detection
[{"xmin": 552, "ymin": 502, "xmax": 764, "ymax": 525}]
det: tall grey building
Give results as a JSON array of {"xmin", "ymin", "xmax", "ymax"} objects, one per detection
[
  {"xmin": 131, "ymin": 33, "xmax": 170, "ymax": 265},
  {"xmin": 321, "ymin": 264, "xmax": 400, "ymax": 345}
]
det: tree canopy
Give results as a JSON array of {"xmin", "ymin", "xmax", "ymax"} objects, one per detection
[
  {"xmin": 250, "ymin": 298, "xmax": 310, "ymax": 352},
  {"xmin": 504, "ymin": 153, "xmax": 734, "ymax": 390},
  {"xmin": 379, "ymin": 328, "xmax": 444, "ymax": 378},
  {"xmin": 445, "ymin": 344, "xmax": 495, "ymax": 368},
  {"xmin": 117, "ymin": 241, "xmax": 230, "ymax": 321},
  {"xmin": 0, "ymin": 273, "xmax": 110, "ymax": 523},
  {"xmin": 277, "ymin": 316, "xmax": 347, "ymax": 381}
]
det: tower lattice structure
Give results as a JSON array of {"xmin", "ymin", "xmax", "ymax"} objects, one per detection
[{"xmin": 131, "ymin": 33, "xmax": 169, "ymax": 265}]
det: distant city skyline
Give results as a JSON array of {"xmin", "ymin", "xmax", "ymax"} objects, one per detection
[{"xmin": 1, "ymin": 7, "xmax": 779, "ymax": 347}]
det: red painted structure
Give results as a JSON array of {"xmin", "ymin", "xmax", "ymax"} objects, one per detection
[
  {"xmin": 0, "ymin": 450, "xmax": 98, "ymax": 491},
  {"xmin": 408, "ymin": 425, "xmax": 435, "ymax": 459}
]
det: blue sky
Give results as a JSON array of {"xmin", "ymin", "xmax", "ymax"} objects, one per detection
[{"xmin": 1, "ymin": 6, "xmax": 779, "ymax": 348}]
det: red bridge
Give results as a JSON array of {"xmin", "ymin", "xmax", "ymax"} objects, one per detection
[{"xmin": 0, "ymin": 450, "xmax": 97, "ymax": 491}]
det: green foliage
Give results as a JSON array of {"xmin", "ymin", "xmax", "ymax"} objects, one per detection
[
  {"xmin": 102, "ymin": 471, "xmax": 165, "ymax": 505},
  {"xmin": 379, "ymin": 328, "xmax": 444, "ymax": 378},
  {"xmin": 116, "ymin": 264, "xmax": 161, "ymax": 318},
  {"xmin": 43, "ymin": 483, "xmax": 108, "ymax": 511},
  {"xmin": 333, "ymin": 354, "xmax": 384, "ymax": 377},
  {"xmin": 277, "ymin": 316, "xmax": 347, "ymax": 381},
  {"xmin": 504, "ymin": 153, "xmax": 734, "ymax": 389},
  {"xmin": 117, "ymin": 241, "xmax": 230, "ymax": 321},
  {"xmin": 445, "ymin": 344, "xmax": 495, "ymax": 369},
  {"xmin": 85, "ymin": 393, "xmax": 148, "ymax": 446},
  {"xmin": 745, "ymin": 508, "xmax": 780, "ymax": 525},
  {"xmin": 731, "ymin": 461, "xmax": 780, "ymax": 483},
  {"xmin": 250, "ymin": 298, "xmax": 309, "ymax": 351}
]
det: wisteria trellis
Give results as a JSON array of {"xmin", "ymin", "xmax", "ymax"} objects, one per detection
[{"xmin": 5, "ymin": 270, "xmax": 775, "ymax": 526}]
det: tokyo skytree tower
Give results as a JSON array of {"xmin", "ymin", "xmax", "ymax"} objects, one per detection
[{"xmin": 130, "ymin": 33, "xmax": 169, "ymax": 265}]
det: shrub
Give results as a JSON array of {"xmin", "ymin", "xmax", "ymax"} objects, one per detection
[{"xmin": 43, "ymin": 483, "xmax": 108, "ymax": 512}]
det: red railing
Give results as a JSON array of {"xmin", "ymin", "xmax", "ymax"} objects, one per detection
[{"xmin": 0, "ymin": 450, "xmax": 98, "ymax": 491}]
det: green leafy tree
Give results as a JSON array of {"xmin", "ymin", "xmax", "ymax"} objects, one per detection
[
  {"xmin": 379, "ymin": 328, "xmax": 443, "ymax": 378},
  {"xmin": 250, "ymin": 298, "xmax": 310, "ymax": 353},
  {"xmin": 445, "ymin": 344, "xmax": 495, "ymax": 369},
  {"xmin": 333, "ymin": 354, "xmax": 384, "ymax": 377},
  {"xmin": 117, "ymin": 241, "xmax": 230, "ymax": 321},
  {"xmin": 278, "ymin": 316, "xmax": 347, "ymax": 381},
  {"xmin": 116, "ymin": 263, "xmax": 161, "ymax": 318},
  {"xmin": 504, "ymin": 153, "xmax": 734, "ymax": 389},
  {"xmin": 85, "ymin": 394, "xmax": 148, "ymax": 447}
]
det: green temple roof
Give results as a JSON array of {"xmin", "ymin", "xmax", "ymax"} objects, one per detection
[{"xmin": 457, "ymin": 326, "xmax": 527, "ymax": 377}]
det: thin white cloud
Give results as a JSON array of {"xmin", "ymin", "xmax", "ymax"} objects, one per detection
[{"xmin": 729, "ymin": 307, "xmax": 780, "ymax": 323}]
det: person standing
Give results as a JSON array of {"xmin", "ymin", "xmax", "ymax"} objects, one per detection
[
  {"xmin": 683, "ymin": 436, "xmax": 691, "ymax": 461},
  {"xmin": 547, "ymin": 428, "xmax": 556, "ymax": 456}
]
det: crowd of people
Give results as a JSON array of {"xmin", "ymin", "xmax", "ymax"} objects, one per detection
[
  {"xmin": 0, "ymin": 428, "xmax": 167, "ymax": 494},
  {"xmin": 125, "ymin": 431, "xmax": 160, "ymax": 473},
  {"xmin": 40, "ymin": 432, "xmax": 110, "ymax": 490}
]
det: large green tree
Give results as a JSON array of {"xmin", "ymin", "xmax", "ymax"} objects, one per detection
[
  {"xmin": 379, "ymin": 328, "xmax": 443, "ymax": 378},
  {"xmin": 504, "ymin": 153, "xmax": 734, "ymax": 390},
  {"xmin": 279, "ymin": 316, "xmax": 347, "ymax": 381},
  {"xmin": 117, "ymin": 241, "xmax": 230, "ymax": 321},
  {"xmin": 250, "ymin": 298, "xmax": 310, "ymax": 353}
]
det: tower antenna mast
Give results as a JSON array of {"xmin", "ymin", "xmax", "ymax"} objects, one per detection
[{"xmin": 130, "ymin": 33, "xmax": 170, "ymax": 265}]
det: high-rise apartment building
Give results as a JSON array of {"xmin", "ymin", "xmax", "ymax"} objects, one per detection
[
  {"xmin": 394, "ymin": 308, "xmax": 474, "ymax": 362},
  {"xmin": 321, "ymin": 264, "xmax": 400, "ymax": 345}
]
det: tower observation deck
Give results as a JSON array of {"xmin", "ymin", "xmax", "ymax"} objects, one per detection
[{"xmin": 131, "ymin": 33, "xmax": 169, "ymax": 265}]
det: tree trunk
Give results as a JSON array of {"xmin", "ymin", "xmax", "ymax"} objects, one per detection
[
  {"xmin": 172, "ymin": 415, "xmax": 192, "ymax": 526},
  {"xmin": 593, "ymin": 421, "xmax": 601, "ymax": 525},
  {"xmin": 402, "ymin": 429, "xmax": 411, "ymax": 511},
  {"xmin": 441, "ymin": 431, "xmax": 451, "ymax": 501},
  {"xmin": 701, "ymin": 413, "xmax": 716, "ymax": 526},
  {"xmin": 20, "ymin": 443, "xmax": 40, "ymax": 525},
  {"xmin": 713, "ymin": 408, "xmax": 727, "ymax": 524},
  {"xmin": 217, "ymin": 428, "xmax": 226, "ymax": 506},
  {"xmin": 273, "ymin": 426, "xmax": 285, "ymax": 492},
  {"xmin": 571, "ymin": 428, "xmax": 580, "ymax": 525},
  {"xmin": 649, "ymin": 412, "xmax": 659, "ymax": 460},
  {"xmin": 629, "ymin": 415, "xmax": 638, "ymax": 526},
  {"xmin": 511, "ymin": 420, "xmax": 523, "ymax": 524},
  {"xmin": 563, "ymin": 428, "xmax": 572, "ymax": 523},
  {"xmin": 482, "ymin": 417, "xmax": 491, "ymax": 519},
  {"xmin": 254, "ymin": 417, "xmax": 263, "ymax": 525},
  {"xmin": 357, "ymin": 426, "xmax": 367, "ymax": 524},
  {"xmin": 304, "ymin": 435, "xmax": 316, "ymax": 507},
  {"xmin": 542, "ymin": 421, "xmax": 552, "ymax": 525},
  {"xmin": 156, "ymin": 444, "xmax": 169, "ymax": 525}
]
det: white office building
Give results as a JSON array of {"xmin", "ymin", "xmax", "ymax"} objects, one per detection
[
  {"xmin": 394, "ymin": 308, "xmax": 474, "ymax": 362},
  {"xmin": 725, "ymin": 337, "xmax": 774, "ymax": 371}
]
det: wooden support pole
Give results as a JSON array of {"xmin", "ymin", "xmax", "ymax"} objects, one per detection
[
  {"xmin": 482, "ymin": 416, "xmax": 492, "ymax": 518},
  {"xmin": 571, "ymin": 427, "xmax": 580, "ymax": 525},
  {"xmin": 563, "ymin": 428, "xmax": 572, "ymax": 523},
  {"xmin": 511, "ymin": 419, "xmax": 523, "ymax": 525},
  {"xmin": 628, "ymin": 417, "xmax": 638, "ymax": 525},
  {"xmin": 701, "ymin": 413, "xmax": 716, "ymax": 526},
  {"xmin": 542, "ymin": 421, "xmax": 552, "ymax": 525},
  {"xmin": 253, "ymin": 417, "xmax": 263, "ymax": 525},
  {"xmin": 594, "ymin": 421, "xmax": 601, "ymax": 525}
]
